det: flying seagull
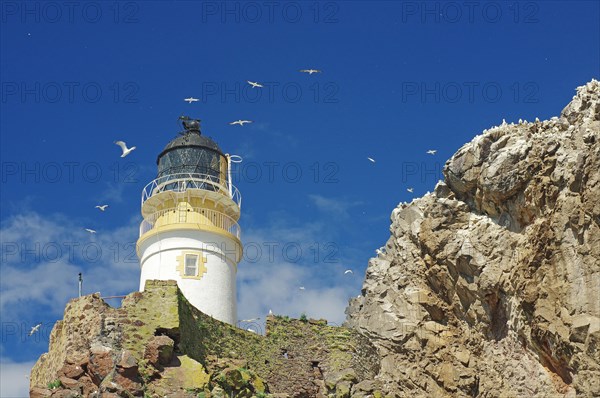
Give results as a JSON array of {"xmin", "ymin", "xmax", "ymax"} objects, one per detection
[
  {"xmin": 407, "ymin": 188, "xmax": 414, "ymax": 193},
  {"xmin": 184, "ymin": 97, "xmax": 199, "ymax": 103},
  {"xmin": 299, "ymin": 286, "xmax": 305, "ymax": 290},
  {"xmin": 85, "ymin": 228, "xmax": 97, "ymax": 234},
  {"xmin": 247, "ymin": 328, "xmax": 256, "ymax": 333},
  {"xmin": 95, "ymin": 205, "xmax": 109, "ymax": 212},
  {"xmin": 114, "ymin": 141, "xmax": 136, "ymax": 158},
  {"xmin": 299, "ymin": 69, "xmax": 322, "ymax": 75},
  {"xmin": 28, "ymin": 323, "xmax": 42, "ymax": 336},
  {"xmin": 426, "ymin": 150, "xmax": 437, "ymax": 155},
  {"xmin": 367, "ymin": 157, "xmax": 376, "ymax": 163},
  {"xmin": 344, "ymin": 269, "xmax": 354, "ymax": 275},
  {"xmin": 247, "ymin": 81, "xmax": 263, "ymax": 88},
  {"xmin": 230, "ymin": 120, "xmax": 253, "ymax": 126}
]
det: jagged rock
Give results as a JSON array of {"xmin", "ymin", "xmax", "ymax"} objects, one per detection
[
  {"xmin": 49, "ymin": 390, "xmax": 80, "ymax": 398},
  {"xmin": 59, "ymin": 363, "xmax": 85, "ymax": 379},
  {"xmin": 346, "ymin": 79, "xmax": 600, "ymax": 397},
  {"xmin": 29, "ymin": 387, "xmax": 52, "ymax": 398},
  {"xmin": 57, "ymin": 376, "xmax": 80, "ymax": 390},
  {"xmin": 118, "ymin": 349, "xmax": 138, "ymax": 369},
  {"xmin": 144, "ymin": 335, "xmax": 174, "ymax": 367},
  {"xmin": 335, "ymin": 380, "xmax": 351, "ymax": 398},
  {"xmin": 88, "ymin": 344, "xmax": 114, "ymax": 382}
]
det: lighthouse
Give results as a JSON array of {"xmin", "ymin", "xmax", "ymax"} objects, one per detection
[{"xmin": 136, "ymin": 116, "xmax": 242, "ymax": 325}]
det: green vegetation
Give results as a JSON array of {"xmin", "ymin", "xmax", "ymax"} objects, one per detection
[
  {"xmin": 137, "ymin": 358, "xmax": 153, "ymax": 385},
  {"xmin": 47, "ymin": 379, "xmax": 62, "ymax": 389},
  {"xmin": 130, "ymin": 280, "xmax": 376, "ymax": 396}
]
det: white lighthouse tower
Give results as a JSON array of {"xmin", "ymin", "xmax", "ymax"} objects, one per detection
[{"xmin": 136, "ymin": 116, "xmax": 242, "ymax": 324}]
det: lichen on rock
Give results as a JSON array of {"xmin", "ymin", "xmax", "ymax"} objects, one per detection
[{"xmin": 345, "ymin": 79, "xmax": 600, "ymax": 397}]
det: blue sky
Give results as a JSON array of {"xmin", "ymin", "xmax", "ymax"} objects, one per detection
[{"xmin": 1, "ymin": 1, "xmax": 599, "ymax": 396}]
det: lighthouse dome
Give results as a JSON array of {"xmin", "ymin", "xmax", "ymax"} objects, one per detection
[
  {"xmin": 159, "ymin": 131, "xmax": 223, "ymax": 155},
  {"xmin": 156, "ymin": 117, "xmax": 226, "ymax": 179}
]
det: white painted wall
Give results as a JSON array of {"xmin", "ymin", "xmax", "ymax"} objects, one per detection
[{"xmin": 138, "ymin": 229, "xmax": 240, "ymax": 324}]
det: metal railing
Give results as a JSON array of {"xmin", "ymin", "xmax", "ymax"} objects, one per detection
[
  {"xmin": 139, "ymin": 207, "xmax": 241, "ymax": 239},
  {"xmin": 141, "ymin": 173, "xmax": 241, "ymax": 209}
]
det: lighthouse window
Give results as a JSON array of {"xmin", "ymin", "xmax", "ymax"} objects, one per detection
[{"xmin": 184, "ymin": 254, "xmax": 198, "ymax": 276}]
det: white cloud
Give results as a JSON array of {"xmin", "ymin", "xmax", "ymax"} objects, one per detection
[
  {"xmin": 0, "ymin": 211, "xmax": 140, "ymax": 322},
  {"xmin": 237, "ymin": 259, "xmax": 355, "ymax": 326},
  {"xmin": 0, "ymin": 359, "xmax": 34, "ymax": 398},
  {"xmin": 308, "ymin": 194, "xmax": 363, "ymax": 218},
  {"xmin": 236, "ymin": 208, "xmax": 363, "ymax": 327},
  {"xmin": 97, "ymin": 181, "xmax": 127, "ymax": 204}
]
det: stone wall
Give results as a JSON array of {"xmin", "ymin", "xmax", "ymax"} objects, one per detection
[{"xmin": 30, "ymin": 280, "xmax": 379, "ymax": 397}]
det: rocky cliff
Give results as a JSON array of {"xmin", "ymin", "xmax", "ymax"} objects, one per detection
[
  {"xmin": 346, "ymin": 79, "xmax": 600, "ymax": 397},
  {"xmin": 31, "ymin": 80, "xmax": 599, "ymax": 398},
  {"xmin": 30, "ymin": 280, "xmax": 378, "ymax": 397}
]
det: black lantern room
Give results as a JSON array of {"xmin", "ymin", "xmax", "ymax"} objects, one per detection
[{"xmin": 156, "ymin": 116, "xmax": 228, "ymax": 185}]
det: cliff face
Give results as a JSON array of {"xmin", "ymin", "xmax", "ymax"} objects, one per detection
[{"xmin": 345, "ymin": 79, "xmax": 600, "ymax": 397}]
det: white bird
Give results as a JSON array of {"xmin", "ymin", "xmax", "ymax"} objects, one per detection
[
  {"xmin": 269, "ymin": 309, "xmax": 273, "ymax": 315},
  {"xmin": 95, "ymin": 205, "xmax": 109, "ymax": 212},
  {"xmin": 367, "ymin": 157, "xmax": 376, "ymax": 163},
  {"xmin": 299, "ymin": 286, "xmax": 305, "ymax": 290},
  {"xmin": 114, "ymin": 141, "xmax": 136, "ymax": 158},
  {"xmin": 247, "ymin": 81, "xmax": 263, "ymax": 88},
  {"xmin": 230, "ymin": 120, "xmax": 253, "ymax": 126},
  {"xmin": 407, "ymin": 188, "xmax": 414, "ymax": 193},
  {"xmin": 247, "ymin": 328, "xmax": 256, "ymax": 333},
  {"xmin": 299, "ymin": 69, "xmax": 322, "ymax": 75},
  {"xmin": 240, "ymin": 318, "xmax": 260, "ymax": 322},
  {"xmin": 85, "ymin": 228, "xmax": 97, "ymax": 234},
  {"xmin": 28, "ymin": 323, "xmax": 42, "ymax": 336},
  {"xmin": 535, "ymin": 117, "xmax": 540, "ymax": 122},
  {"xmin": 376, "ymin": 248, "xmax": 384, "ymax": 255},
  {"xmin": 426, "ymin": 150, "xmax": 437, "ymax": 155},
  {"xmin": 184, "ymin": 97, "xmax": 199, "ymax": 103},
  {"xmin": 344, "ymin": 269, "xmax": 354, "ymax": 275}
]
